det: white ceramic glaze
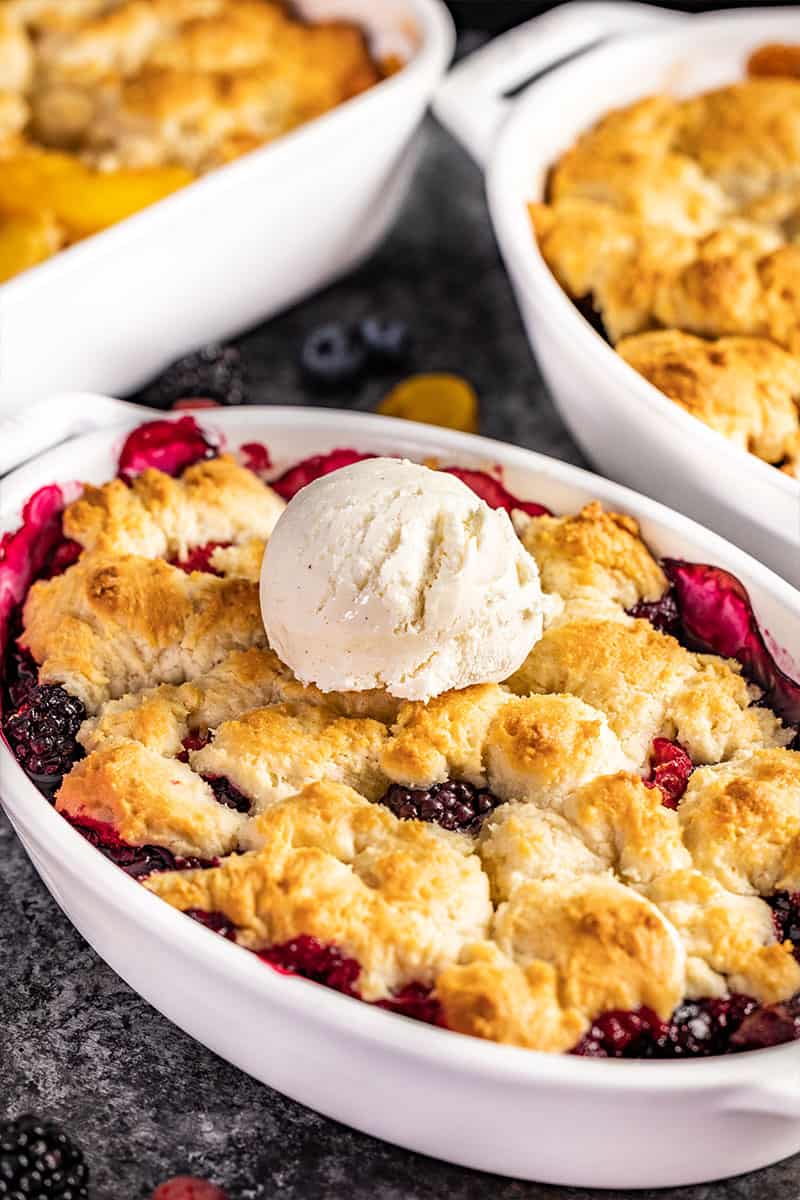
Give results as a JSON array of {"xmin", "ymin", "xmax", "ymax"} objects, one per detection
[
  {"xmin": 0, "ymin": 0, "xmax": 454, "ymax": 407},
  {"xmin": 3, "ymin": 401, "xmax": 800, "ymax": 1188},
  {"xmin": 434, "ymin": 3, "xmax": 800, "ymax": 588}
]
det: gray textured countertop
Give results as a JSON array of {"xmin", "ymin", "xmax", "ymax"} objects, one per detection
[{"xmin": 2, "ymin": 113, "xmax": 798, "ymax": 1200}]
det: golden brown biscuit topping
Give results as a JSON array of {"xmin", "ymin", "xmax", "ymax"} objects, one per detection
[{"xmin": 531, "ymin": 64, "xmax": 800, "ymax": 473}]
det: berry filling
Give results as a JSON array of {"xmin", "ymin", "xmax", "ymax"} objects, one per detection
[
  {"xmin": 117, "ymin": 416, "xmax": 216, "ymax": 483},
  {"xmin": 138, "ymin": 343, "xmax": 247, "ymax": 409},
  {"xmin": 442, "ymin": 467, "xmax": 551, "ymax": 517},
  {"xmin": 633, "ymin": 561, "xmax": 800, "ymax": 730},
  {"xmin": 0, "ymin": 484, "xmax": 66, "ymax": 663},
  {"xmin": 169, "ymin": 541, "xmax": 229, "ymax": 575},
  {"xmin": 574, "ymin": 993, "xmax": 800, "ymax": 1057},
  {"xmin": 730, "ymin": 995, "xmax": 800, "ymax": 1050},
  {"xmin": 202, "ymin": 775, "xmax": 251, "ymax": 814},
  {"xmin": 644, "ymin": 738, "xmax": 693, "ymax": 809},
  {"xmin": 271, "ymin": 449, "xmax": 375, "ymax": 500},
  {"xmin": 43, "ymin": 538, "xmax": 82, "ymax": 579},
  {"xmin": 574, "ymin": 294, "xmax": 610, "ymax": 342},
  {"xmin": 239, "ymin": 441, "xmax": 272, "ymax": 474},
  {"xmin": 268, "ymin": 445, "xmax": 551, "ymax": 515},
  {"xmin": 377, "ymin": 982, "xmax": 444, "ymax": 1026},
  {"xmin": 378, "ymin": 780, "xmax": 500, "ymax": 834},
  {"xmin": 185, "ymin": 909, "xmax": 238, "ymax": 941},
  {"xmin": 4, "ymin": 684, "xmax": 86, "ymax": 784},
  {"xmin": 68, "ymin": 817, "xmax": 216, "ymax": 879},
  {"xmin": 573, "ymin": 1006, "xmax": 667, "ymax": 1058},
  {"xmin": 768, "ymin": 892, "xmax": 800, "ymax": 958},
  {"xmin": 628, "ymin": 590, "xmax": 681, "ymax": 637},
  {"xmin": 178, "ymin": 731, "xmax": 211, "ymax": 761},
  {"xmin": 4, "ymin": 641, "xmax": 39, "ymax": 710},
  {"xmin": 188, "ymin": 917, "xmax": 443, "ymax": 1024},
  {"xmin": 259, "ymin": 935, "xmax": 361, "ymax": 996},
  {"xmin": 0, "ymin": 1114, "xmax": 89, "ymax": 1200}
]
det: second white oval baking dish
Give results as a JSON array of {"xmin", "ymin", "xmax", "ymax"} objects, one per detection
[
  {"xmin": 435, "ymin": 2, "xmax": 800, "ymax": 588},
  {"xmin": 0, "ymin": 0, "xmax": 454, "ymax": 408}
]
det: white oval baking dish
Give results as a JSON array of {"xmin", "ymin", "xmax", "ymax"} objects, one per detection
[
  {"xmin": 3, "ymin": 400, "xmax": 800, "ymax": 1189},
  {"xmin": 0, "ymin": 0, "xmax": 454, "ymax": 408},
  {"xmin": 434, "ymin": 2, "xmax": 800, "ymax": 589}
]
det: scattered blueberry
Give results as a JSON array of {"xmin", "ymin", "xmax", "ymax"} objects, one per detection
[
  {"xmin": 300, "ymin": 322, "xmax": 368, "ymax": 389},
  {"xmin": 359, "ymin": 317, "xmax": 412, "ymax": 367},
  {"xmin": 0, "ymin": 1114, "xmax": 89, "ymax": 1199},
  {"xmin": 140, "ymin": 345, "xmax": 248, "ymax": 408}
]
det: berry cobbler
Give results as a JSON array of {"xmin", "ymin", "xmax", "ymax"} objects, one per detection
[
  {"xmin": 529, "ymin": 43, "xmax": 800, "ymax": 477},
  {"xmin": 0, "ymin": 0, "xmax": 385, "ymax": 282},
  {"xmin": 4, "ymin": 416, "xmax": 800, "ymax": 1059}
]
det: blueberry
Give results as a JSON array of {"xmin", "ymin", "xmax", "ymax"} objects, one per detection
[
  {"xmin": 300, "ymin": 323, "xmax": 367, "ymax": 389},
  {"xmin": 359, "ymin": 317, "xmax": 412, "ymax": 367}
]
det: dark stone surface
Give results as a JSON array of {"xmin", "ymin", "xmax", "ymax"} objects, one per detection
[{"xmin": 2, "ymin": 113, "xmax": 798, "ymax": 1200}]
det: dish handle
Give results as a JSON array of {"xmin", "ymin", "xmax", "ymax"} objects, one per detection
[
  {"xmin": 434, "ymin": 0, "xmax": 684, "ymax": 166},
  {"xmin": 0, "ymin": 393, "xmax": 153, "ymax": 477},
  {"xmin": 722, "ymin": 1076, "xmax": 800, "ymax": 1122}
]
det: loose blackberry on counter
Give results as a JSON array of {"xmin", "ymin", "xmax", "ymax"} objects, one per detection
[
  {"xmin": 138, "ymin": 345, "xmax": 248, "ymax": 409},
  {"xmin": 0, "ymin": 1115, "xmax": 89, "ymax": 1200}
]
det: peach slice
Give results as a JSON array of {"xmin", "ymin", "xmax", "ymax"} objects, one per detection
[{"xmin": 0, "ymin": 212, "xmax": 63, "ymax": 283}]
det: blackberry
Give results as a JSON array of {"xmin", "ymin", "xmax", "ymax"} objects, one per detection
[
  {"xmin": 202, "ymin": 775, "xmax": 251, "ymax": 814},
  {"xmin": 140, "ymin": 344, "xmax": 248, "ymax": 408},
  {"xmin": 5, "ymin": 685, "xmax": 85, "ymax": 781},
  {"xmin": 378, "ymin": 780, "xmax": 499, "ymax": 834},
  {"xmin": 0, "ymin": 1115, "xmax": 89, "ymax": 1199}
]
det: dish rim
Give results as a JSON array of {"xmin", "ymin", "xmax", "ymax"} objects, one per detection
[
  {"xmin": 3, "ymin": 402, "xmax": 800, "ymax": 1089},
  {"xmin": 484, "ymin": 5, "xmax": 800, "ymax": 509},
  {"xmin": 0, "ymin": 0, "xmax": 454, "ymax": 300}
]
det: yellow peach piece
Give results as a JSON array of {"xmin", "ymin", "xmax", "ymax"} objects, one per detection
[
  {"xmin": 0, "ymin": 212, "xmax": 63, "ymax": 282},
  {"xmin": 0, "ymin": 150, "xmax": 193, "ymax": 238},
  {"xmin": 378, "ymin": 373, "xmax": 480, "ymax": 434}
]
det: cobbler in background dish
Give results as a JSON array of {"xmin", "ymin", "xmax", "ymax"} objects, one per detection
[
  {"xmin": 4, "ymin": 415, "xmax": 800, "ymax": 1059},
  {"xmin": 530, "ymin": 44, "xmax": 800, "ymax": 478},
  {"xmin": 0, "ymin": 0, "xmax": 386, "ymax": 282}
]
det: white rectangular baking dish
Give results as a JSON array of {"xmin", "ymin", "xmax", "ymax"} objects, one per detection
[
  {"xmin": 0, "ymin": 0, "xmax": 454, "ymax": 408},
  {"xmin": 3, "ymin": 400, "xmax": 800, "ymax": 1189},
  {"xmin": 434, "ymin": 2, "xmax": 800, "ymax": 589}
]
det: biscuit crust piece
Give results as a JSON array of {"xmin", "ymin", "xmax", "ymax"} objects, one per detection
[
  {"xmin": 146, "ymin": 781, "xmax": 492, "ymax": 1000},
  {"xmin": 22, "ymin": 552, "xmax": 265, "ymax": 711},
  {"xmin": 64, "ymin": 454, "xmax": 285, "ymax": 561}
]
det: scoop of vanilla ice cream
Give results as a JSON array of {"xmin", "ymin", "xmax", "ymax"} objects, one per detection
[{"xmin": 260, "ymin": 458, "xmax": 544, "ymax": 702}]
